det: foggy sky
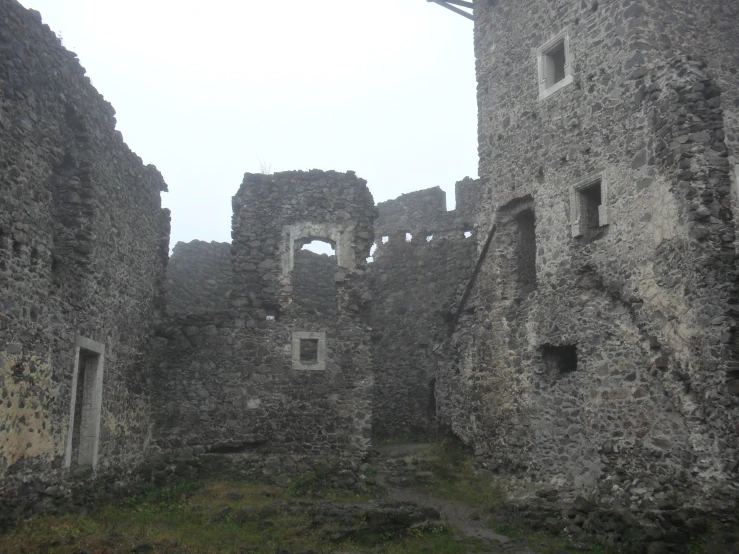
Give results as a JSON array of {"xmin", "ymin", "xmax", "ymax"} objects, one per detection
[{"xmin": 18, "ymin": 0, "xmax": 478, "ymax": 252}]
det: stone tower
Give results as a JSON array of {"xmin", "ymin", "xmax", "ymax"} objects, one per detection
[{"xmin": 437, "ymin": 0, "xmax": 739, "ymax": 508}]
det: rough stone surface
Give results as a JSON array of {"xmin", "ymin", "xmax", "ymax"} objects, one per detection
[
  {"xmin": 369, "ymin": 179, "xmax": 480, "ymax": 438},
  {"xmin": 3, "ymin": 0, "xmax": 739, "ymax": 548},
  {"xmin": 0, "ymin": 0, "xmax": 170, "ymax": 527},
  {"xmin": 166, "ymin": 240, "xmax": 231, "ymax": 313},
  {"xmin": 151, "ymin": 170, "xmax": 377, "ymax": 470},
  {"xmin": 292, "ymin": 249, "xmax": 338, "ymax": 317},
  {"xmin": 435, "ymin": 0, "xmax": 739, "ymax": 534}
]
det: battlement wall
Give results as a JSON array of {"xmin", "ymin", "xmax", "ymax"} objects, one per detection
[
  {"xmin": 369, "ymin": 180, "xmax": 480, "ymax": 438},
  {"xmin": 374, "ymin": 178, "xmax": 479, "ymax": 239}
]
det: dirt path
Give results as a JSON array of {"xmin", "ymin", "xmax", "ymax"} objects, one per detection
[{"xmin": 371, "ymin": 443, "xmax": 542, "ymax": 554}]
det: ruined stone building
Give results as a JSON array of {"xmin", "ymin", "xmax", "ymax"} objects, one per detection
[{"xmin": 1, "ymin": 0, "xmax": 738, "ymax": 543}]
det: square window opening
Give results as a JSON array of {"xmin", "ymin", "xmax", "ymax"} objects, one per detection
[
  {"xmin": 541, "ymin": 344, "xmax": 578, "ymax": 376},
  {"xmin": 538, "ymin": 30, "xmax": 572, "ymax": 99},
  {"xmin": 292, "ymin": 331, "xmax": 326, "ymax": 371},
  {"xmin": 299, "ymin": 339, "xmax": 319, "ymax": 363}
]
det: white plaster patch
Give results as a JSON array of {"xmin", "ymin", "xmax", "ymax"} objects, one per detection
[{"xmin": 247, "ymin": 398, "xmax": 261, "ymax": 409}]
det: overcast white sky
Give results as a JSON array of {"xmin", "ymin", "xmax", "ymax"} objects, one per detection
[{"xmin": 19, "ymin": 0, "xmax": 478, "ymax": 251}]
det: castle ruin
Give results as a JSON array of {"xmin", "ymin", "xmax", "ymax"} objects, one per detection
[{"xmin": 1, "ymin": 0, "xmax": 738, "ymax": 549}]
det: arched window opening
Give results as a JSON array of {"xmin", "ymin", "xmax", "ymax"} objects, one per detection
[{"xmin": 292, "ymin": 239, "xmax": 337, "ymax": 315}]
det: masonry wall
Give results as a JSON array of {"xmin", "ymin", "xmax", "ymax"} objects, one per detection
[
  {"xmin": 166, "ymin": 240, "xmax": 231, "ymax": 313},
  {"xmin": 370, "ymin": 180, "xmax": 479, "ymax": 438},
  {"xmin": 153, "ymin": 170, "xmax": 376, "ymax": 470},
  {"xmin": 0, "ymin": 0, "xmax": 170, "ymax": 525},
  {"xmin": 436, "ymin": 0, "xmax": 739, "ymax": 519}
]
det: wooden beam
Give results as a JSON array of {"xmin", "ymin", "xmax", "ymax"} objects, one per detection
[
  {"xmin": 441, "ymin": 0, "xmax": 474, "ymax": 8},
  {"xmin": 427, "ymin": 0, "xmax": 474, "ymax": 21},
  {"xmin": 449, "ymin": 223, "xmax": 497, "ymax": 333}
]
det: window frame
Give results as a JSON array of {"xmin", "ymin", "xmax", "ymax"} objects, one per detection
[
  {"xmin": 537, "ymin": 29, "xmax": 573, "ymax": 100},
  {"xmin": 570, "ymin": 171, "xmax": 610, "ymax": 239},
  {"xmin": 291, "ymin": 331, "xmax": 327, "ymax": 371}
]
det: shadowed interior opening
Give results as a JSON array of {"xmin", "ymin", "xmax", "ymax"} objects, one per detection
[{"xmin": 515, "ymin": 209, "xmax": 537, "ymax": 294}]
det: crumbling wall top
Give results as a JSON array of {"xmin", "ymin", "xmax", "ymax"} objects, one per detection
[{"xmin": 230, "ymin": 170, "xmax": 376, "ymax": 312}]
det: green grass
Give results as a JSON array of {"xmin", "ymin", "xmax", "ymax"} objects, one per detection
[
  {"xmin": 407, "ymin": 438, "xmax": 620, "ymax": 554},
  {"xmin": 0, "ymin": 479, "xmax": 490, "ymax": 554},
  {"xmin": 375, "ymin": 430, "xmax": 433, "ymax": 445},
  {"xmin": 686, "ymin": 523, "xmax": 739, "ymax": 554},
  {"xmin": 410, "ymin": 437, "xmax": 507, "ymax": 510}
]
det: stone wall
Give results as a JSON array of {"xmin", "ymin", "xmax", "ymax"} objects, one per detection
[
  {"xmin": 152, "ymin": 170, "xmax": 376, "ymax": 469},
  {"xmin": 435, "ymin": 0, "xmax": 739, "ymax": 525},
  {"xmin": 370, "ymin": 180, "xmax": 480, "ymax": 438},
  {"xmin": 0, "ymin": 0, "xmax": 170, "ymax": 526},
  {"xmin": 166, "ymin": 240, "xmax": 231, "ymax": 313}
]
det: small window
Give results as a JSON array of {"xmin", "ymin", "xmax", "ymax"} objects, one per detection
[
  {"xmin": 405, "ymin": 233, "xmax": 412, "ymax": 242},
  {"xmin": 426, "ymin": 235, "xmax": 433, "ymax": 242},
  {"xmin": 538, "ymin": 30, "xmax": 572, "ymax": 99},
  {"xmin": 381, "ymin": 236, "xmax": 389, "ymax": 244},
  {"xmin": 541, "ymin": 344, "xmax": 577, "ymax": 375},
  {"xmin": 292, "ymin": 331, "xmax": 326, "ymax": 371},
  {"xmin": 463, "ymin": 231, "xmax": 472, "ymax": 239},
  {"xmin": 299, "ymin": 339, "xmax": 319, "ymax": 363},
  {"xmin": 570, "ymin": 172, "xmax": 609, "ymax": 240}
]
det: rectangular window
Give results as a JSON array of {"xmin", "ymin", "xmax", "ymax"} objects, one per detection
[
  {"xmin": 538, "ymin": 30, "xmax": 573, "ymax": 99},
  {"xmin": 541, "ymin": 344, "xmax": 578, "ymax": 376},
  {"xmin": 579, "ymin": 182, "xmax": 602, "ymax": 234},
  {"xmin": 299, "ymin": 339, "xmax": 319, "ymax": 363},
  {"xmin": 570, "ymin": 171, "xmax": 609, "ymax": 240},
  {"xmin": 292, "ymin": 331, "xmax": 326, "ymax": 371}
]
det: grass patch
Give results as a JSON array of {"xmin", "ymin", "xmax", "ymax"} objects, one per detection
[
  {"xmin": 0, "ymin": 478, "xmax": 489, "ymax": 554},
  {"xmin": 411, "ymin": 436, "xmax": 507, "ymax": 511},
  {"xmin": 489, "ymin": 521, "xmax": 613, "ymax": 554},
  {"xmin": 686, "ymin": 523, "xmax": 739, "ymax": 554},
  {"xmin": 375, "ymin": 430, "xmax": 432, "ymax": 445}
]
